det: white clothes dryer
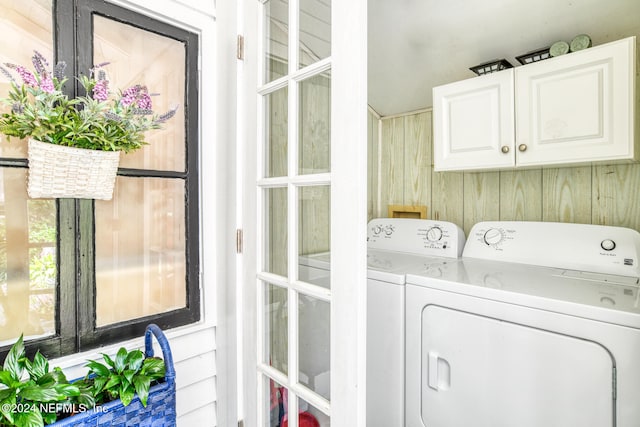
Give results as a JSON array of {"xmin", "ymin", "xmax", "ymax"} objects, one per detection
[{"xmin": 404, "ymin": 221, "xmax": 640, "ymax": 427}]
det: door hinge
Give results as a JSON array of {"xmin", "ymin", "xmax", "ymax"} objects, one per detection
[
  {"xmin": 236, "ymin": 228, "xmax": 243, "ymax": 254},
  {"xmin": 237, "ymin": 35, "xmax": 245, "ymax": 60}
]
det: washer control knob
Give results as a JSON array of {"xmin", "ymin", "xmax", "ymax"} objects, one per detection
[
  {"xmin": 426, "ymin": 226, "xmax": 443, "ymax": 242},
  {"xmin": 601, "ymin": 239, "xmax": 616, "ymax": 251},
  {"xmin": 384, "ymin": 225, "xmax": 394, "ymax": 236},
  {"xmin": 372, "ymin": 225, "xmax": 382, "ymax": 235},
  {"xmin": 483, "ymin": 228, "xmax": 504, "ymax": 246}
]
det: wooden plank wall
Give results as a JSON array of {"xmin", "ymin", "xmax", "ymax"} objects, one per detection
[{"xmin": 370, "ymin": 109, "xmax": 640, "ymax": 237}]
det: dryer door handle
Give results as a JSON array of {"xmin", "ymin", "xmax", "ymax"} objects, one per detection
[{"xmin": 427, "ymin": 352, "xmax": 451, "ymax": 391}]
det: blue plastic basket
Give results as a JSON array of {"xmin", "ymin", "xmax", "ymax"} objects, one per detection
[{"xmin": 50, "ymin": 324, "xmax": 176, "ymax": 427}]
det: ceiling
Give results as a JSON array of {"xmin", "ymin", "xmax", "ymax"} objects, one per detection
[{"xmin": 368, "ymin": 0, "xmax": 640, "ymax": 116}]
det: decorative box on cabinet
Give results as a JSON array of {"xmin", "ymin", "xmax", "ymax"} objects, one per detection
[{"xmin": 433, "ymin": 36, "xmax": 637, "ymax": 172}]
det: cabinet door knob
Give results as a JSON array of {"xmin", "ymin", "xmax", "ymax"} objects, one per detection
[
  {"xmin": 500, "ymin": 146, "xmax": 510, "ymax": 154},
  {"xmin": 518, "ymin": 144, "xmax": 528, "ymax": 152}
]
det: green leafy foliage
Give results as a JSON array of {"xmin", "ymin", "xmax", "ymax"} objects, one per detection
[
  {"xmin": 76, "ymin": 348, "xmax": 165, "ymax": 408},
  {"xmin": 0, "ymin": 335, "xmax": 165, "ymax": 427},
  {"xmin": 0, "ymin": 336, "xmax": 81, "ymax": 427},
  {"xmin": 0, "ymin": 51, "xmax": 178, "ymax": 153}
]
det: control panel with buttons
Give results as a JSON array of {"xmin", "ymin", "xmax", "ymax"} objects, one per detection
[
  {"xmin": 463, "ymin": 221, "xmax": 640, "ymax": 277},
  {"xmin": 367, "ymin": 218, "xmax": 466, "ymax": 259}
]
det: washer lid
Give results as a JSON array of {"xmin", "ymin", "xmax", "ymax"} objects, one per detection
[{"xmin": 367, "ymin": 250, "xmax": 447, "ymax": 284}]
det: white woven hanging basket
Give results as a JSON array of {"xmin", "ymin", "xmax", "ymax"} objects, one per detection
[{"xmin": 27, "ymin": 138, "xmax": 121, "ymax": 200}]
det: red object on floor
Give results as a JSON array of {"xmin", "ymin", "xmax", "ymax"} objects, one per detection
[{"xmin": 282, "ymin": 411, "xmax": 320, "ymax": 427}]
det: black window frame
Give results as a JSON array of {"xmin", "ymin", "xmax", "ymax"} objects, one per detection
[{"xmin": 0, "ymin": 0, "xmax": 200, "ymax": 360}]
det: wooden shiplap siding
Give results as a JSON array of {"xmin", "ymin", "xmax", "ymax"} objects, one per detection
[{"xmin": 371, "ymin": 109, "xmax": 640, "ymax": 237}]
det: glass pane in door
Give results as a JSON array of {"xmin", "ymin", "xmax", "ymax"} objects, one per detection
[
  {"xmin": 265, "ymin": 87, "xmax": 289, "ymax": 178},
  {"xmin": 265, "ymin": 0, "xmax": 289, "ymax": 83},
  {"xmin": 299, "ymin": 0, "xmax": 331, "ymax": 69},
  {"xmin": 264, "ymin": 376, "xmax": 287, "ymax": 427},
  {"xmin": 264, "ymin": 187, "xmax": 288, "ymax": 277},
  {"xmin": 299, "ymin": 294, "xmax": 330, "ymax": 399},
  {"xmin": 298, "ymin": 397, "xmax": 330, "ymax": 427},
  {"xmin": 299, "ymin": 73, "xmax": 331, "ymax": 174},
  {"xmin": 298, "ymin": 185, "xmax": 330, "ymax": 288},
  {"xmin": 264, "ymin": 282, "xmax": 288, "ymax": 374}
]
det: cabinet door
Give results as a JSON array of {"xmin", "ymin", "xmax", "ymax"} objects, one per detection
[
  {"xmin": 515, "ymin": 37, "xmax": 636, "ymax": 167},
  {"xmin": 433, "ymin": 69, "xmax": 515, "ymax": 171}
]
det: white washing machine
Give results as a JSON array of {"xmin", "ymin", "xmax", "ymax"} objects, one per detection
[
  {"xmin": 366, "ymin": 218, "xmax": 465, "ymax": 427},
  {"xmin": 299, "ymin": 218, "xmax": 466, "ymax": 426},
  {"xmin": 404, "ymin": 221, "xmax": 640, "ymax": 427}
]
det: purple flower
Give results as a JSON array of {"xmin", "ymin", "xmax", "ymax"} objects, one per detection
[
  {"xmin": 132, "ymin": 108, "xmax": 153, "ymax": 115},
  {"xmin": 155, "ymin": 105, "xmax": 179, "ymax": 123},
  {"xmin": 11, "ymin": 102, "xmax": 24, "ymax": 114},
  {"xmin": 136, "ymin": 91, "xmax": 152, "ymax": 110},
  {"xmin": 5, "ymin": 64, "xmax": 38, "ymax": 87},
  {"xmin": 32, "ymin": 51, "xmax": 49, "ymax": 75},
  {"xmin": 53, "ymin": 61, "xmax": 67, "ymax": 81},
  {"xmin": 39, "ymin": 75, "xmax": 55, "ymax": 93},
  {"xmin": 0, "ymin": 65, "xmax": 15, "ymax": 83},
  {"xmin": 93, "ymin": 79, "xmax": 109, "ymax": 101},
  {"xmin": 103, "ymin": 112, "xmax": 123, "ymax": 122},
  {"xmin": 120, "ymin": 84, "xmax": 143, "ymax": 107}
]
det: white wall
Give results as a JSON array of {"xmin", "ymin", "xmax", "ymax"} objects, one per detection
[{"xmin": 50, "ymin": 1, "xmax": 230, "ymax": 426}]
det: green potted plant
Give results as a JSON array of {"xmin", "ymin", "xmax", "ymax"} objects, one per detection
[
  {"xmin": 0, "ymin": 51, "xmax": 178, "ymax": 200},
  {"xmin": 0, "ymin": 335, "xmax": 88, "ymax": 427},
  {"xmin": 0, "ymin": 324, "xmax": 175, "ymax": 427},
  {"xmin": 74, "ymin": 347, "xmax": 165, "ymax": 409}
]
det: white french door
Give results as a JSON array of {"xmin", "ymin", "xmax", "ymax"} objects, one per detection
[{"xmin": 238, "ymin": 0, "xmax": 368, "ymax": 426}]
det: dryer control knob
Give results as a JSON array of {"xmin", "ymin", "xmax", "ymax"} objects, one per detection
[
  {"xmin": 483, "ymin": 228, "xmax": 504, "ymax": 246},
  {"xmin": 426, "ymin": 226, "xmax": 443, "ymax": 242},
  {"xmin": 601, "ymin": 239, "xmax": 616, "ymax": 251}
]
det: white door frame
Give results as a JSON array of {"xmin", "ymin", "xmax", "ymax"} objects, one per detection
[{"xmin": 237, "ymin": 0, "xmax": 368, "ymax": 425}]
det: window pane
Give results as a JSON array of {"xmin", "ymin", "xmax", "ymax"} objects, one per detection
[
  {"xmin": 265, "ymin": 0, "xmax": 288, "ymax": 83},
  {"xmin": 95, "ymin": 176, "xmax": 186, "ymax": 326},
  {"xmin": 298, "ymin": 397, "xmax": 330, "ymax": 427},
  {"xmin": 264, "ymin": 187, "xmax": 288, "ymax": 277},
  {"xmin": 0, "ymin": 0, "xmax": 53, "ymax": 158},
  {"xmin": 264, "ymin": 376, "xmax": 287, "ymax": 427},
  {"xmin": 0, "ymin": 168, "xmax": 56, "ymax": 344},
  {"xmin": 299, "ymin": 0, "xmax": 331, "ymax": 69},
  {"xmin": 298, "ymin": 185, "xmax": 330, "ymax": 288},
  {"xmin": 299, "ymin": 294, "xmax": 330, "ymax": 400},
  {"xmin": 299, "ymin": 72, "xmax": 331, "ymax": 174},
  {"xmin": 265, "ymin": 87, "xmax": 289, "ymax": 178},
  {"xmin": 93, "ymin": 15, "xmax": 186, "ymax": 172},
  {"xmin": 264, "ymin": 282, "xmax": 288, "ymax": 375}
]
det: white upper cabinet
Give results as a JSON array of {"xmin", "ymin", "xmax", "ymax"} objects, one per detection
[
  {"xmin": 433, "ymin": 36, "xmax": 637, "ymax": 171},
  {"xmin": 433, "ymin": 69, "xmax": 515, "ymax": 171},
  {"xmin": 515, "ymin": 37, "xmax": 636, "ymax": 167}
]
